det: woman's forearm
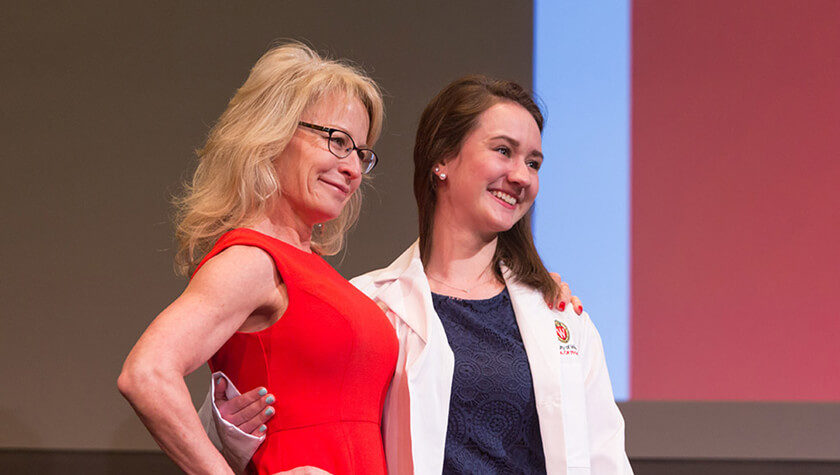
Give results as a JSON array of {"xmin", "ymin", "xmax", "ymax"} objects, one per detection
[{"xmin": 118, "ymin": 362, "xmax": 234, "ymax": 475}]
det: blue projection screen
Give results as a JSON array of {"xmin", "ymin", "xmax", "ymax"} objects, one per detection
[{"xmin": 533, "ymin": 0, "xmax": 631, "ymax": 400}]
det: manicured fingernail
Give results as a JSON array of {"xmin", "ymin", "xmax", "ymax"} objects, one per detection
[
  {"xmin": 559, "ymin": 301, "xmax": 566, "ymax": 311},
  {"xmin": 258, "ymin": 388, "xmax": 267, "ymax": 396},
  {"xmin": 577, "ymin": 305, "xmax": 583, "ymax": 314},
  {"xmin": 265, "ymin": 395, "xmax": 275, "ymax": 404},
  {"xmin": 258, "ymin": 424, "xmax": 267, "ymax": 433},
  {"xmin": 265, "ymin": 407, "xmax": 275, "ymax": 416},
  {"xmin": 548, "ymin": 303, "xmax": 553, "ymax": 309}
]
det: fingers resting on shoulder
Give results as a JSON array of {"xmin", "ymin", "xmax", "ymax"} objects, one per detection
[{"xmin": 547, "ymin": 272, "xmax": 583, "ymax": 315}]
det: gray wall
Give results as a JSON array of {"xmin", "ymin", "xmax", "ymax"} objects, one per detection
[
  {"xmin": 3, "ymin": 1, "xmax": 838, "ymax": 469},
  {"xmin": 0, "ymin": 1, "xmax": 532, "ymax": 451}
]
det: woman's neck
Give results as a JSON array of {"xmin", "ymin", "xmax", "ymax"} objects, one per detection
[
  {"xmin": 247, "ymin": 200, "xmax": 314, "ymax": 253},
  {"xmin": 425, "ymin": 212, "xmax": 503, "ymax": 299}
]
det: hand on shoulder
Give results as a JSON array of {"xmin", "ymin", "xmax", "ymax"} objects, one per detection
[{"xmin": 546, "ymin": 272, "xmax": 584, "ymax": 315}]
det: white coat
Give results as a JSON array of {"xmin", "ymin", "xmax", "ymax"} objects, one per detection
[{"xmin": 201, "ymin": 241, "xmax": 633, "ymax": 475}]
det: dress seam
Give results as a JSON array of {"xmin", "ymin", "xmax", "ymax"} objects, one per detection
[
  {"xmin": 338, "ymin": 307, "xmax": 357, "ymax": 473},
  {"xmin": 262, "ymin": 419, "xmax": 380, "ymax": 432},
  {"xmin": 257, "ymin": 331, "xmax": 271, "ymax": 410}
]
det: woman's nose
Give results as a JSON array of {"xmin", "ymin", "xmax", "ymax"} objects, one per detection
[
  {"xmin": 338, "ymin": 153, "xmax": 363, "ymax": 180},
  {"xmin": 507, "ymin": 160, "xmax": 532, "ymax": 187}
]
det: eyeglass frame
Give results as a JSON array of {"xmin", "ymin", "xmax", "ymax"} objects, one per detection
[{"xmin": 297, "ymin": 121, "xmax": 379, "ymax": 174}]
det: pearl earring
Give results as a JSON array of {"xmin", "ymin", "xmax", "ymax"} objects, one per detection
[{"xmin": 439, "ymin": 173, "xmax": 446, "ymax": 180}]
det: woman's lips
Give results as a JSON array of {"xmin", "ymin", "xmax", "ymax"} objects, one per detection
[
  {"xmin": 320, "ymin": 178, "xmax": 350, "ymax": 195},
  {"xmin": 489, "ymin": 189, "xmax": 517, "ymax": 208}
]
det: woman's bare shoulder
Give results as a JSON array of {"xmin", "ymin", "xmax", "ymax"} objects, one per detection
[{"xmin": 187, "ymin": 245, "xmax": 283, "ymax": 309}]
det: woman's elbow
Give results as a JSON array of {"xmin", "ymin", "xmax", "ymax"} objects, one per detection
[
  {"xmin": 118, "ymin": 361, "xmax": 141, "ymax": 402},
  {"xmin": 117, "ymin": 356, "xmax": 161, "ymax": 404}
]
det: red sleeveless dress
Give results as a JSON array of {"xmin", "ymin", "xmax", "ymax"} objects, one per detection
[{"xmin": 195, "ymin": 229, "xmax": 398, "ymax": 475}]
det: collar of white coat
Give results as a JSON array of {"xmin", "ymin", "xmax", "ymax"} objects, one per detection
[
  {"xmin": 351, "ymin": 240, "xmax": 431, "ymax": 341},
  {"xmin": 351, "ymin": 240, "xmax": 549, "ymax": 345}
]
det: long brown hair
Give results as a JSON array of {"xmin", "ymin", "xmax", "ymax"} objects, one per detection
[{"xmin": 413, "ymin": 75, "xmax": 558, "ymax": 301}]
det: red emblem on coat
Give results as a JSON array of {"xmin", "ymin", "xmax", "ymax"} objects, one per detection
[{"xmin": 555, "ymin": 320, "xmax": 570, "ymax": 343}]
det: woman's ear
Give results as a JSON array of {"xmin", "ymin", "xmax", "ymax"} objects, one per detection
[{"xmin": 433, "ymin": 163, "xmax": 448, "ymax": 181}]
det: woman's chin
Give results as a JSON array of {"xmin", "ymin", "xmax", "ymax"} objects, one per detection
[
  {"xmin": 473, "ymin": 223, "xmax": 513, "ymax": 241},
  {"xmin": 311, "ymin": 211, "xmax": 342, "ymax": 227},
  {"xmin": 484, "ymin": 216, "xmax": 521, "ymax": 235}
]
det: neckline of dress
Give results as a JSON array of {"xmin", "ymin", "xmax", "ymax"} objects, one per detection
[
  {"xmin": 431, "ymin": 287, "xmax": 509, "ymax": 304},
  {"xmin": 236, "ymin": 227, "xmax": 319, "ymax": 257}
]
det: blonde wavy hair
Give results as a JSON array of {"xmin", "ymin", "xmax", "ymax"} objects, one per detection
[{"xmin": 173, "ymin": 41, "xmax": 384, "ymax": 276}]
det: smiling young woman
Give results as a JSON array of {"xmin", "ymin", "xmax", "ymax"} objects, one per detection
[{"xmin": 414, "ymin": 76, "xmax": 560, "ymax": 303}]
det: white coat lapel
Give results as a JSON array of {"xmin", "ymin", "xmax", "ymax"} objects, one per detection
[
  {"xmin": 353, "ymin": 241, "xmax": 454, "ymax": 474},
  {"xmin": 505, "ymin": 276, "xmax": 570, "ymax": 474},
  {"xmin": 506, "ymin": 274, "xmax": 592, "ymax": 474},
  {"xmin": 359, "ymin": 241, "xmax": 430, "ymax": 343}
]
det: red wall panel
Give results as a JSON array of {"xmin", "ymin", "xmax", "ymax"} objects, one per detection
[{"xmin": 632, "ymin": 0, "xmax": 840, "ymax": 400}]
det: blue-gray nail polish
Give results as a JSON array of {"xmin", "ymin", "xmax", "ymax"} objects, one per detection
[
  {"xmin": 265, "ymin": 395, "xmax": 275, "ymax": 404},
  {"xmin": 265, "ymin": 407, "xmax": 275, "ymax": 416},
  {"xmin": 258, "ymin": 424, "xmax": 267, "ymax": 433},
  {"xmin": 258, "ymin": 388, "xmax": 267, "ymax": 396}
]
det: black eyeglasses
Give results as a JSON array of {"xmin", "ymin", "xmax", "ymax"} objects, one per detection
[{"xmin": 298, "ymin": 121, "xmax": 378, "ymax": 174}]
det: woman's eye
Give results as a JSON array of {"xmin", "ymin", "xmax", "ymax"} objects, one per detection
[
  {"xmin": 495, "ymin": 146, "xmax": 511, "ymax": 157},
  {"xmin": 527, "ymin": 160, "xmax": 541, "ymax": 170},
  {"xmin": 330, "ymin": 136, "xmax": 348, "ymax": 149}
]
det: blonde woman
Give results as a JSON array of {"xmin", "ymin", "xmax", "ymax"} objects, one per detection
[{"xmin": 117, "ymin": 42, "xmax": 395, "ymax": 475}]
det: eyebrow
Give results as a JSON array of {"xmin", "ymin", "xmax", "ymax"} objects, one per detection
[
  {"xmin": 309, "ymin": 121, "xmax": 368, "ymax": 149},
  {"xmin": 489, "ymin": 135, "xmax": 544, "ymax": 159}
]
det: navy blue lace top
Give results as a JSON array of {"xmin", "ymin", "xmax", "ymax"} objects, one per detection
[{"xmin": 432, "ymin": 288, "xmax": 547, "ymax": 474}]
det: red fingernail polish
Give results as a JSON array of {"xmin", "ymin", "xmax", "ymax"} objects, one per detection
[
  {"xmin": 577, "ymin": 305, "xmax": 583, "ymax": 314},
  {"xmin": 548, "ymin": 303, "xmax": 553, "ymax": 309},
  {"xmin": 559, "ymin": 301, "xmax": 566, "ymax": 311}
]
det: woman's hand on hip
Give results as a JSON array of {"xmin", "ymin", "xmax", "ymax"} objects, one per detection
[{"xmin": 214, "ymin": 377, "xmax": 276, "ymax": 436}]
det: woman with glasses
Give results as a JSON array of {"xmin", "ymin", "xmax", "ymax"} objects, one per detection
[
  {"xmin": 117, "ymin": 42, "xmax": 396, "ymax": 475},
  {"xmin": 203, "ymin": 76, "xmax": 629, "ymax": 473}
]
